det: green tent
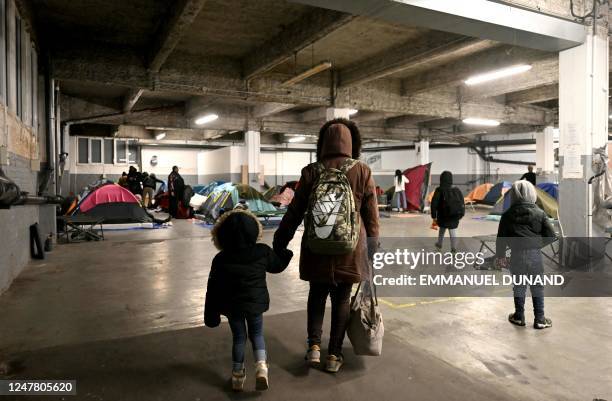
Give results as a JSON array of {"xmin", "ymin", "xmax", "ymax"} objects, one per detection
[{"xmin": 490, "ymin": 187, "xmax": 558, "ymax": 219}]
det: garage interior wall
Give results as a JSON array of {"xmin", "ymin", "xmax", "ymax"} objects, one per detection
[{"xmin": 0, "ymin": 0, "xmax": 54, "ymax": 293}]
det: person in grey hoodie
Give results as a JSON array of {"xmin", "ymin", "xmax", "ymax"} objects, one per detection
[{"xmin": 496, "ymin": 181, "xmax": 556, "ymax": 329}]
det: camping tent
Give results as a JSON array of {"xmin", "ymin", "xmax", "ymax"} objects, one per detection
[
  {"xmin": 198, "ymin": 183, "xmax": 280, "ymax": 221},
  {"xmin": 402, "ymin": 163, "xmax": 432, "ymax": 212},
  {"xmin": 537, "ymin": 182, "xmax": 558, "ymax": 200},
  {"xmin": 465, "ymin": 183, "xmax": 494, "ymax": 203},
  {"xmin": 489, "ymin": 187, "xmax": 558, "ymax": 218},
  {"xmin": 73, "ymin": 184, "xmax": 153, "ymax": 224},
  {"xmin": 481, "ymin": 181, "xmax": 511, "ymax": 205}
]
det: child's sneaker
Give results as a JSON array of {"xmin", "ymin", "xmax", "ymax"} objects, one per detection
[
  {"xmin": 508, "ymin": 312, "xmax": 526, "ymax": 326},
  {"xmin": 534, "ymin": 317, "xmax": 552, "ymax": 329},
  {"xmin": 254, "ymin": 361, "xmax": 269, "ymax": 391},
  {"xmin": 325, "ymin": 355, "xmax": 344, "ymax": 373},
  {"xmin": 231, "ymin": 368, "xmax": 246, "ymax": 392},
  {"xmin": 434, "ymin": 242, "xmax": 442, "ymax": 251},
  {"xmin": 305, "ymin": 344, "xmax": 321, "ymax": 366}
]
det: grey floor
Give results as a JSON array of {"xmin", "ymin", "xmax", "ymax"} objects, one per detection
[{"xmin": 0, "ymin": 209, "xmax": 610, "ymax": 400}]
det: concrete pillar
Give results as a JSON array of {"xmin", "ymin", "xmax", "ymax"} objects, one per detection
[
  {"xmin": 558, "ymin": 26, "xmax": 609, "ymax": 237},
  {"xmin": 416, "ymin": 139, "xmax": 429, "ymax": 165},
  {"xmin": 326, "ymin": 107, "xmax": 351, "ymax": 120},
  {"xmin": 536, "ymin": 126, "xmax": 555, "ymax": 182},
  {"xmin": 245, "ymin": 130, "xmax": 261, "ymax": 188}
]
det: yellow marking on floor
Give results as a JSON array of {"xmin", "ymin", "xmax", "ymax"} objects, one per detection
[{"xmin": 379, "ymin": 289, "xmax": 509, "ymax": 309}]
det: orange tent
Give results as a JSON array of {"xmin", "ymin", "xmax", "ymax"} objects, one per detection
[{"xmin": 465, "ymin": 183, "xmax": 493, "ymax": 203}]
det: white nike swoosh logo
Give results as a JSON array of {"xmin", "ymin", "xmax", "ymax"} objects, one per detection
[{"xmin": 313, "ymin": 193, "xmax": 344, "ymax": 239}]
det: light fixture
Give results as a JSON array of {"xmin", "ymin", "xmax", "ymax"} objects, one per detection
[
  {"xmin": 465, "ymin": 64, "xmax": 532, "ymax": 86},
  {"xmin": 155, "ymin": 132, "xmax": 166, "ymax": 140},
  {"xmin": 348, "ymin": 109, "xmax": 358, "ymax": 116},
  {"xmin": 288, "ymin": 136, "xmax": 306, "ymax": 143},
  {"xmin": 281, "ymin": 61, "xmax": 332, "ymax": 87},
  {"xmin": 462, "ymin": 118, "xmax": 501, "ymax": 127},
  {"xmin": 194, "ymin": 113, "xmax": 219, "ymax": 125},
  {"xmin": 609, "ymin": 114, "xmax": 612, "ymax": 119}
]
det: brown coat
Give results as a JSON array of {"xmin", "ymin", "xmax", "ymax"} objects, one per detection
[{"xmin": 273, "ymin": 124, "xmax": 380, "ymax": 284}]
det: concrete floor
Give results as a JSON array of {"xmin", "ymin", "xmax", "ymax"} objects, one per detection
[{"xmin": 0, "ymin": 209, "xmax": 610, "ymax": 400}]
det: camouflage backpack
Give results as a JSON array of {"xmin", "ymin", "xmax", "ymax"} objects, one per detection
[{"xmin": 305, "ymin": 158, "xmax": 360, "ymax": 255}]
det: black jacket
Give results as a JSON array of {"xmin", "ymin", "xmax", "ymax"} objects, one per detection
[
  {"xmin": 495, "ymin": 202, "xmax": 556, "ymax": 258},
  {"xmin": 143, "ymin": 176, "xmax": 163, "ymax": 190},
  {"xmin": 430, "ymin": 171, "xmax": 464, "ymax": 229},
  {"xmin": 204, "ymin": 210, "xmax": 292, "ymax": 327}
]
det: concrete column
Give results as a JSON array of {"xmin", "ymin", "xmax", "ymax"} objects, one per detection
[
  {"xmin": 416, "ymin": 139, "xmax": 429, "ymax": 165},
  {"xmin": 536, "ymin": 126, "xmax": 555, "ymax": 182},
  {"xmin": 559, "ymin": 26, "xmax": 609, "ymax": 237},
  {"xmin": 326, "ymin": 107, "xmax": 351, "ymax": 120},
  {"xmin": 245, "ymin": 130, "xmax": 261, "ymax": 188}
]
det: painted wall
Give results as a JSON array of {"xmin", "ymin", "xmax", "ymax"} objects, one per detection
[
  {"xmin": 0, "ymin": 0, "xmax": 53, "ymax": 294},
  {"xmin": 141, "ymin": 147, "xmax": 198, "ymax": 185}
]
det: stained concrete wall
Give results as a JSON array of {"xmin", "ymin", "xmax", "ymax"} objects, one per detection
[{"xmin": 0, "ymin": 0, "xmax": 53, "ymax": 294}]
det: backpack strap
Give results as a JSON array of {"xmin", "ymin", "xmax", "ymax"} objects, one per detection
[{"xmin": 339, "ymin": 158, "xmax": 359, "ymax": 174}]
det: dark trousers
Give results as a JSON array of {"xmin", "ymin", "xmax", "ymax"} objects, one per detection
[
  {"xmin": 511, "ymin": 249, "xmax": 545, "ymax": 319},
  {"xmin": 228, "ymin": 314, "xmax": 266, "ymax": 371},
  {"xmin": 307, "ymin": 282, "xmax": 353, "ymax": 356},
  {"xmin": 169, "ymin": 196, "xmax": 178, "ymax": 217}
]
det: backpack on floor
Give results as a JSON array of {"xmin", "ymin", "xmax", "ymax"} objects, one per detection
[
  {"xmin": 442, "ymin": 187, "xmax": 465, "ymax": 219},
  {"xmin": 305, "ymin": 158, "xmax": 360, "ymax": 255}
]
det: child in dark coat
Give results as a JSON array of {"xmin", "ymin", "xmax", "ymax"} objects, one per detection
[
  {"xmin": 204, "ymin": 209, "xmax": 292, "ymax": 392},
  {"xmin": 431, "ymin": 171, "xmax": 465, "ymax": 252}
]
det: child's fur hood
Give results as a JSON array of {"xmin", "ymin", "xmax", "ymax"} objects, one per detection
[{"xmin": 211, "ymin": 208, "xmax": 263, "ymax": 251}]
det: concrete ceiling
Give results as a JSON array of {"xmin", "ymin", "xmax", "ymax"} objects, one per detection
[{"xmin": 25, "ymin": 0, "xmax": 580, "ymax": 144}]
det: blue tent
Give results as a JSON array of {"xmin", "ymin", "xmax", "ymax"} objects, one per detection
[
  {"xmin": 481, "ymin": 181, "xmax": 512, "ymax": 205},
  {"xmin": 193, "ymin": 181, "xmax": 225, "ymax": 196},
  {"xmin": 537, "ymin": 182, "xmax": 558, "ymax": 200}
]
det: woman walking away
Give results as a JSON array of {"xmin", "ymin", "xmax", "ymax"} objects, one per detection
[
  {"xmin": 273, "ymin": 118, "xmax": 380, "ymax": 373},
  {"xmin": 431, "ymin": 171, "xmax": 465, "ymax": 252},
  {"xmin": 204, "ymin": 209, "xmax": 292, "ymax": 392},
  {"xmin": 495, "ymin": 181, "xmax": 556, "ymax": 329},
  {"xmin": 393, "ymin": 169, "xmax": 409, "ymax": 212}
]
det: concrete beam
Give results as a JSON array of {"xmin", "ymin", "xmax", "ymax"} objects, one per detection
[
  {"xmin": 401, "ymin": 46, "xmax": 552, "ymax": 95},
  {"xmin": 53, "ymin": 45, "xmax": 548, "ymax": 127},
  {"xmin": 299, "ymin": 107, "xmax": 327, "ymax": 122},
  {"xmin": 252, "ymin": 103, "xmax": 295, "ymax": 119},
  {"xmin": 242, "ymin": 9, "xmax": 354, "ymax": 80},
  {"xmin": 340, "ymin": 34, "xmax": 498, "ymax": 88},
  {"xmin": 462, "ymin": 56, "xmax": 559, "ymax": 100},
  {"xmin": 505, "ymin": 84, "xmax": 559, "ymax": 105},
  {"xmin": 148, "ymin": 0, "xmax": 207, "ymax": 72},
  {"xmin": 288, "ymin": 0, "xmax": 586, "ymax": 52},
  {"xmin": 122, "ymin": 88, "xmax": 145, "ymax": 112}
]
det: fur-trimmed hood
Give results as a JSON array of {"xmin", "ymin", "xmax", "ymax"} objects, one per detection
[{"xmin": 211, "ymin": 209, "xmax": 263, "ymax": 251}]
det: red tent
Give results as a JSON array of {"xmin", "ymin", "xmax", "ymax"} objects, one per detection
[
  {"xmin": 402, "ymin": 163, "xmax": 432, "ymax": 212},
  {"xmin": 74, "ymin": 184, "xmax": 153, "ymax": 224}
]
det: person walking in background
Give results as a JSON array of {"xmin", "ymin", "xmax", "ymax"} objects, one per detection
[
  {"xmin": 495, "ymin": 180, "xmax": 556, "ymax": 329},
  {"xmin": 273, "ymin": 118, "xmax": 380, "ymax": 373},
  {"xmin": 142, "ymin": 172, "xmax": 164, "ymax": 208},
  {"xmin": 118, "ymin": 171, "xmax": 128, "ymax": 188},
  {"xmin": 168, "ymin": 166, "xmax": 184, "ymax": 218},
  {"xmin": 431, "ymin": 171, "xmax": 465, "ymax": 252},
  {"xmin": 204, "ymin": 209, "xmax": 292, "ymax": 392},
  {"xmin": 520, "ymin": 165, "xmax": 537, "ymax": 187},
  {"xmin": 127, "ymin": 166, "xmax": 142, "ymax": 195},
  {"xmin": 393, "ymin": 169, "xmax": 409, "ymax": 212}
]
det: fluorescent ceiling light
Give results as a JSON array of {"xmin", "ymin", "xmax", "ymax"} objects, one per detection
[
  {"xmin": 462, "ymin": 118, "xmax": 500, "ymax": 127},
  {"xmin": 348, "ymin": 109, "xmax": 358, "ymax": 115},
  {"xmin": 465, "ymin": 64, "xmax": 532, "ymax": 86},
  {"xmin": 281, "ymin": 61, "xmax": 332, "ymax": 87},
  {"xmin": 155, "ymin": 132, "xmax": 166, "ymax": 140},
  {"xmin": 195, "ymin": 114, "xmax": 219, "ymax": 125},
  {"xmin": 288, "ymin": 136, "xmax": 306, "ymax": 143}
]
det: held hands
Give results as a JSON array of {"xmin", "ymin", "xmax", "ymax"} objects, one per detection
[{"xmin": 495, "ymin": 257, "xmax": 509, "ymax": 270}]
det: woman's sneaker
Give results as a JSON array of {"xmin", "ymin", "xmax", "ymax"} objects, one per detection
[
  {"xmin": 305, "ymin": 345, "xmax": 321, "ymax": 366},
  {"xmin": 508, "ymin": 312, "xmax": 526, "ymax": 326},
  {"xmin": 325, "ymin": 355, "xmax": 344, "ymax": 373},
  {"xmin": 534, "ymin": 317, "xmax": 552, "ymax": 329},
  {"xmin": 231, "ymin": 368, "xmax": 246, "ymax": 392},
  {"xmin": 254, "ymin": 361, "xmax": 269, "ymax": 391}
]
